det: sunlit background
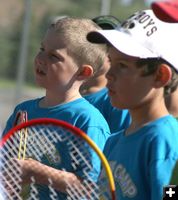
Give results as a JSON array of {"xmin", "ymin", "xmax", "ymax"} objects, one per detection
[{"xmin": 0, "ymin": 0, "xmax": 156, "ymax": 129}]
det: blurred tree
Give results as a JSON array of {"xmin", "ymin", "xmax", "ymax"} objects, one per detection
[{"xmin": 0, "ymin": 21, "xmax": 22, "ymax": 80}]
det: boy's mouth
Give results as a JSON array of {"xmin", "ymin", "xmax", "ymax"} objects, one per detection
[
  {"xmin": 108, "ymin": 90, "xmax": 115, "ymax": 96},
  {"xmin": 36, "ymin": 68, "xmax": 46, "ymax": 75},
  {"xmin": 107, "ymin": 86, "xmax": 116, "ymax": 96}
]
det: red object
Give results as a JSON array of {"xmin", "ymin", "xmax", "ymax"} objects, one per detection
[{"xmin": 151, "ymin": 0, "xmax": 178, "ymax": 22}]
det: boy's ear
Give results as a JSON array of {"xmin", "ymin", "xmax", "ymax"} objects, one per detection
[
  {"xmin": 155, "ymin": 64, "xmax": 172, "ymax": 87},
  {"xmin": 77, "ymin": 65, "xmax": 93, "ymax": 79}
]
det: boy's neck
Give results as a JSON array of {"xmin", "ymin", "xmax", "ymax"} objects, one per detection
[
  {"xmin": 126, "ymin": 99, "xmax": 169, "ymax": 136},
  {"xmin": 165, "ymin": 88, "xmax": 178, "ymax": 117},
  {"xmin": 80, "ymin": 75, "xmax": 107, "ymax": 95},
  {"xmin": 39, "ymin": 91, "xmax": 81, "ymax": 108}
]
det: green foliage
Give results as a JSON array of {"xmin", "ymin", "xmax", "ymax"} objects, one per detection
[
  {"xmin": 0, "ymin": 26, "xmax": 22, "ymax": 80},
  {"xmin": 0, "ymin": 32, "xmax": 13, "ymax": 76},
  {"xmin": 112, "ymin": 0, "xmax": 148, "ymax": 21}
]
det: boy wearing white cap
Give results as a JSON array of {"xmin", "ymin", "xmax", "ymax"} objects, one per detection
[
  {"xmin": 151, "ymin": 0, "xmax": 178, "ymax": 118},
  {"xmin": 87, "ymin": 9, "xmax": 178, "ymax": 200},
  {"xmin": 151, "ymin": 0, "xmax": 178, "ymax": 186}
]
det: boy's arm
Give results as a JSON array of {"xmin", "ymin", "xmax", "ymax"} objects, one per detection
[
  {"xmin": 19, "ymin": 158, "xmax": 82, "ymax": 193},
  {"xmin": 150, "ymin": 158, "xmax": 177, "ymax": 200}
]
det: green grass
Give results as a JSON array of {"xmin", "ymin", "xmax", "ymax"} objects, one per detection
[
  {"xmin": 0, "ymin": 78, "xmax": 16, "ymax": 88},
  {"xmin": 170, "ymin": 161, "xmax": 178, "ymax": 185}
]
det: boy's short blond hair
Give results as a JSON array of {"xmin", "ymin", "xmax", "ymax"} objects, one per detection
[{"xmin": 49, "ymin": 17, "xmax": 107, "ymax": 74}]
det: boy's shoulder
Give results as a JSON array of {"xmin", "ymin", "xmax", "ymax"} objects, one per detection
[
  {"xmin": 106, "ymin": 115, "xmax": 178, "ymax": 146},
  {"xmin": 147, "ymin": 115, "xmax": 178, "ymax": 153},
  {"xmin": 70, "ymin": 98, "xmax": 110, "ymax": 125},
  {"xmin": 14, "ymin": 98, "xmax": 41, "ymax": 111},
  {"xmin": 69, "ymin": 97, "xmax": 102, "ymax": 112},
  {"xmin": 61, "ymin": 98, "xmax": 110, "ymax": 135},
  {"xmin": 147, "ymin": 115, "xmax": 178, "ymax": 162},
  {"xmin": 84, "ymin": 87, "xmax": 108, "ymax": 101},
  {"xmin": 149, "ymin": 115, "xmax": 178, "ymax": 134},
  {"xmin": 73, "ymin": 97, "xmax": 108, "ymax": 118},
  {"xmin": 105, "ymin": 130, "xmax": 124, "ymax": 146},
  {"xmin": 141, "ymin": 115, "xmax": 178, "ymax": 142}
]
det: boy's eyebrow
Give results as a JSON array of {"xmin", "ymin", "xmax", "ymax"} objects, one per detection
[
  {"xmin": 50, "ymin": 49, "xmax": 65, "ymax": 61},
  {"xmin": 115, "ymin": 59, "xmax": 139, "ymax": 66},
  {"xmin": 39, "ymin": 42, "xmax": 57, "ymax": 53},
  {"xmin": 49, "ymin": 49, "xmax": 56, "ymax": 53},
  {"xmin": 40, "ymin": 42, "xmax": 44, "ymax": 47},
  {"xmin": 110, "ymin": 54, "xmax": 139, "ymax": 63}
]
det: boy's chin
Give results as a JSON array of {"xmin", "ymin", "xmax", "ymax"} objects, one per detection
[
  {"xmin": 35, "ymin": 80, "xmax": 46, "ymax": 89},
  {"xmin": 110, "ymin": 99, "xmax": 127, "ymax": 110}
]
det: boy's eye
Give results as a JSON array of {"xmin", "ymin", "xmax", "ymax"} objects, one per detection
[
  {"xmin": 112, "ymin": 62, "xmax": 127, "ymax": 69},
  {"xmin": 50, "ymin": 54, "xmax": 59, "ymax": 59},
  {"xmin": 40, "ymin": 47, "xmax": 44, "ymax": 51},
  {"xmin": 119, "ymin": 63, "xmax": 127, "ymax": 68}
]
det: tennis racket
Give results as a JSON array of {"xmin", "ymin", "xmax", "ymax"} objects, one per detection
[
  {"xmin": 13, "ymin": 110, "xmax": 28, "ymax": 160},
  {"xmin": 0, "ymin": 118, "xmax": 116, "ymax": 200},
  {"xmin": 13, "ymin": 110, "xmax": 28, "ymax": 127}
]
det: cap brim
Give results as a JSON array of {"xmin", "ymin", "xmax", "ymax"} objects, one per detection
[
  {"xmin": 151, "ymin": 1, "xmax": 178, "ymax": 23},
  {"xmin": 87, "ymin": 30, "xmax": 157, "ymax": 59}
]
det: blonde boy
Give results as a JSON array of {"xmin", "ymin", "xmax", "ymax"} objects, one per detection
[{"xmin": 3, "ymin": 17, "xmax": 110, "ymax": 199}]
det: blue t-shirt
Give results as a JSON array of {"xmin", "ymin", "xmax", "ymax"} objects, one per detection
[
  {"xmin": 84, "ymin": 88, "xmax": 131, "ymax": 133},
  {"xmin": 101, "ymin": 115, "xmax": 178, "ymax": 200},
  {"xmin": 3, "ymin": 97, "xmax": 110, "ymax": 199}
]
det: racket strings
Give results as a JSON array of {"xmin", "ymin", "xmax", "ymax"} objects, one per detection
[
  {"xmin": 18, "ymin": 128, "xmax": 28, "ymax": 159},
  {"xmin": 68, "ymin": 138, "xmax": 92, "ymax": 171},
  {"xmin": 0, "ymin": 123, "xmax": 113, "ymax": 199},
  {"xmin": 1, "ymin": 134, "xmax": 23, "ymax": 199},
  {"xmin": 27, "ymin": 177, "xmax": 39, "ymax": 200},
  {"xmin": 48, "ymin": 178, "xmax": 58, "ymax": 200},
  {"xmin": 66, "ymin": 178, "xmax": 99, "ymax": 200}
]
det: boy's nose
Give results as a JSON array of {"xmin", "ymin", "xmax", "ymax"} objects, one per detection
[
  {"xmin": 106, "ymin": 70, "xmax": 113, "ymax": 81},
  {"xmin": 35, "ymin": 52, "xmax": 46, "ymax": 65}
]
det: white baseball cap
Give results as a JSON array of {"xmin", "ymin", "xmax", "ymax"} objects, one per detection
[{"xmin": 87, "ymin": 9, "xmax": 178, "ymax": 72}]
